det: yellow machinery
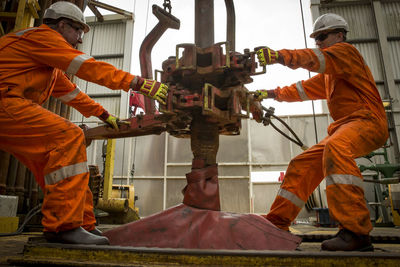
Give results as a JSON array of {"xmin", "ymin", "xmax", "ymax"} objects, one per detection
[
  {"xmin": 0, "ymin": 0, "xmax": 40, "ymax": 36},
  {"xmin": 95, "ymin": 139, "xmax": 139, "ymax": 224}
]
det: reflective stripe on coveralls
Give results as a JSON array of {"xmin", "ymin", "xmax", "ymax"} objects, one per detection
[
  {"xmin": 326, "ymin": 174, "xmax": 364, "ymax": 188},
  {"xmin": 45, "ymin": 161, "xmax": 88, "ymax": 185},
  {"xmin": 277, "ymin": 188, "xmax": 305, "ymax": 208},
  {"xmin": 66, "ymin": 54, "xmax": 93, "ymax": 75},
  {"xmin": 56, "ymin": 86, "xmax": 80, "ymax": 103},
  {"xmin": 311, "ymin": 48, "xmax": 326, "ymax": 73},
  {"xmin": 265, "ymin": 42, "xmax": 388, "ymax": 235},
  {"xmin": 296, "ymin": 81, "xmax": 309, "ymax": 101}
]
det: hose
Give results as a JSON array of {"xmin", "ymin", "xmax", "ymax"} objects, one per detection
[
  {"xmin": 261, "ymin": 105, "xmax": 308, "ymax": 151},
  {"xmin": 0, "ymin": 204, "xmax": 42, "ymax": 237}
]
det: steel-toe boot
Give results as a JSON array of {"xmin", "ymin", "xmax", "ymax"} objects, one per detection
[
  {"xmin": 44, "ymin": 226, "xmax": 110, "ymax": 245},
  {"xmin": 321, "ymin": 228, "xmax": 373, "ymax": 251},
  {"xmin": 89, "ymin": 227, "xmax": 103, "ymax": 236}
]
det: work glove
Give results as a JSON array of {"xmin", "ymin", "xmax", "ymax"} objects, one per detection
[
  {"xmin": 131, "ymin": 76, "xmax": 169, "ymax": 105},
  {"xmin": 253, "ymin": 89, "xmax": 270, "ymax": 101},
  {"xmin": 98, "ymin": 111, "xmax": 120, "ymax": 131},
  {"xmin": 256, "ymin": 47, "xmax": 279, "ymax": 66},
  {"xmin": 105, "ymin": 114, "xmax": 119, "ymax": 130}
]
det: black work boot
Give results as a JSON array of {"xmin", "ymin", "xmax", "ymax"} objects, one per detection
[
  {"xmin": 321, "ymin": 229, "xmax": 373, "ymax": 251},
  {"xmin": 44, "ymin": 227, "xmax": 110, "ymax": 245},
  {"xmin": 89, "ymin": 227, "xmax": 103, "ymax": 236}
]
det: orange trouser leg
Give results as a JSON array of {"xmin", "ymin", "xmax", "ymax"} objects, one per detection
[
  {"xmin": 0, "ymin": 97, "xmax": 96, "ymax": 232},
  {"xmin": 82, "ymin": 185, "xmax": 97, "ymax": 231},
  {"xmin": 266, "ymin": 141, "xmax": 326, "ymax": 231},
  {"xmin": 324, "ymin": 115, "xmax": 387, "ymax": 235}
]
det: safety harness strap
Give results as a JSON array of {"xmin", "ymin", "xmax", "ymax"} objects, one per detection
[
  {"xmin": 44, "ymin": 161, "xmax": 88, "ymax": 185},
  {"xmin": 277, "ymin": 188, "xmax": 305, "ymax": 208}
]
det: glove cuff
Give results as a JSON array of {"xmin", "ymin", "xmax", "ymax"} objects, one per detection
[
  {"xmin": 131, "ymin": 76, "xmax": 144, "ymax": 91},
  {"xmin": 98, "ymin": 110, "xmax": 110, "ymax": 121}
]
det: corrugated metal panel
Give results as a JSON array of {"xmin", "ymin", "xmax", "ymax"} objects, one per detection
[
  {"xmin": 376, "ymin": 84, "xmax": 388, "ymax": 101},
  {"xmin": 382, "ymin": 1, "xmax": 400, "ymax": 37},
  {"xmin": 320, "ymin": 3, "xmax": 377, "ymax": 40},
  {"xmin": 71, "ymin": 15, "xmax": 132, "ymax": 124},
  {"xmin": 79, "ymin": 21, "xmax": 126, "ymax": 55},
  {"xmin": 353, "ymin": 42, "xmax": 384, "ymax": 80},
  {"xmin": 388, "ymin": 41, "xmax": 400, "ymax": 80}
]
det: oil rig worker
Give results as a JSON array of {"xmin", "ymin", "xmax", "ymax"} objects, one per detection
[
  {"xmin": 0, "ymin": 1, "xmax": 168, "ymax": 245},
  {"xmin": 254, "ymin": 13, "xmax": 388, "ymax": 251}
]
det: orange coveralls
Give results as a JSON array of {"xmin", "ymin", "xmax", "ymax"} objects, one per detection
[
  {"xmin": 265, "ymin": 42, "xmax": 388, "ymax": 235},
  {"xmin": 0, "ymin": 25, "xmax": 134, "ymax": 233}
]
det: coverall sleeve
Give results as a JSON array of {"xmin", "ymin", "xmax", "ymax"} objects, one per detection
[
  {"xmin": 274, "ymin": 74, "xmax": 326, "ymax": 102},
  {"xmin": 279, "ymin": 42, "xmax": 355, "ymax": 77},
  {"xmin": 51, "ymin": 72, "xmax": 106, "ymax": 118},
  {"xmin": 25, "ymin": 28, "xmax": 134, "ymax": 91}
]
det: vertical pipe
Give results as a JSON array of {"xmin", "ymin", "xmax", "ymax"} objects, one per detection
[
  {"xmin": 0, "ymin": 150, "xmax": 10, "ymax": 194},
  {"xmin": 195, "ymin": 0, "xmax": 214, "ymax": 48},
  {"xmin": 6, "ymin": 156, "xmax": 18, "ymax": 194},
  {"xmin": 190, "ymin": 116, "xmax": 219, "ymax": 166},
  {"xmin": 186, "ymin": 0, "xmax": 220, "ymax": 211},
  {"xmin": 103, "ymin": 139, "xmax": 116, "ymax": 200},
  {"xmin": 30, "ymin": 173, "xmax": 39, "ymax": 208},
  {"xmin": 15, "ymin": 162, "xmax": 27, "ymax": 212},
  {"xmin": 163, "ymin": 132, "xmax": 168, "ymax": 210},
  {"xmin": 224, "ymin": 0, "xmax": 235, "ymax": 52}
]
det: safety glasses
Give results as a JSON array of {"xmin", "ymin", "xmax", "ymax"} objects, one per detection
[
  {"xmin": 315, "ymin": 30, "xmax": 342, "ymax": 42},
  {"xmin": 66, "ymin": 22, "xmax": 84, "ymax": 39}
]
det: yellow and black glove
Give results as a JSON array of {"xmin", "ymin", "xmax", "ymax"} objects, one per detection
[
  {"xmin": 256, "ymin": 47, "xmax": 279, "ymax": 66},
  {"xmin": 99, "ymin": 111, "xmax": 120, "ymax": 131},
  {"xmin": 253, "ymin": 89, "xmax": 270, "ymax": 101},
  {"xmin": 131, "ymin": 76, "xmax": 169, "ymax": 105}
]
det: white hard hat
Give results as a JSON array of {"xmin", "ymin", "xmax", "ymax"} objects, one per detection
[
  {"xmin": 310, "ymin": 13, "xmax": 348, "ymax": 38},
  {"xmin": 43, "ymin": 1, "xmax": 90, "ymax": 33}
]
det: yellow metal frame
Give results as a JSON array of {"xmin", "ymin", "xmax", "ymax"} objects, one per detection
[
  {"xmin": 14, "ymin": 0, "xmax": 40, "ymax": 32},
  {"xmin": 389, "ymin": 184, "xmax": 400, "ymax": 226},
  {"xmin": 0, "ymin": 0, "xmax": 40, "ymax": 37},
  {"xmin": 103, "ymin": 138, "xmax": 115, "ymax": 200}
]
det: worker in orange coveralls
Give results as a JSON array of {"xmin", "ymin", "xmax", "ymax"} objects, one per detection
[
  {"xmin": 0, "ymin": 1, "xmax": 168, "ymax": 245},
  {"xmin": 253, "ymin": 13, "xmax": 388, "ymax": 251}
]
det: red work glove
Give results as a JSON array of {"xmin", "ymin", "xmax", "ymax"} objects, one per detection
[{"xmin": 131, "ymin": 76, "xmax": 169, "ymax": 105}]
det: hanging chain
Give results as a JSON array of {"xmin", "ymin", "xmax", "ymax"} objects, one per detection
[{"xmin": 163, "ymin": 0, "xmax": 172, "ymax": 13}]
